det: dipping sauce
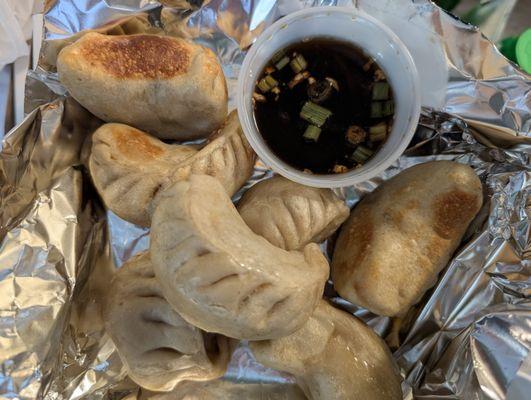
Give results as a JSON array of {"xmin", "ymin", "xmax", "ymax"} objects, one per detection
[{"xmin": 253, "ymin": 38, "xmax": 395, "ymax": 174}]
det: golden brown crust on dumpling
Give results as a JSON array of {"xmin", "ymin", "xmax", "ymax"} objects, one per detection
[
  {"xmin": 88, "ymin": 112, "xmax": 255, "ymax": 227},
  {"xmin": 57, "ymin": 32, "xmax": 227, "ymax": 140},
  {"xmin": 112, "ymin": 125, "xmax": 166, "ymax": 161},
  {"xmin": 79, "ymin": 34, "xmax": 192, "ymax": 79},
  {"xmin": 331, "ymin": 161, "xmax": 483, "ymax": 317}
]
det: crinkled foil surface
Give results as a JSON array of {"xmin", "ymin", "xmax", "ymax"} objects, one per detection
[{"xmin": 1, "ymin": 0, "xmax": 530, "ymax": 399}]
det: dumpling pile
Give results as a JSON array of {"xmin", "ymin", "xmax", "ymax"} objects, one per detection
[{"xmin": 57, "ymin": 27, "xmax": 482, "ymax": 400}]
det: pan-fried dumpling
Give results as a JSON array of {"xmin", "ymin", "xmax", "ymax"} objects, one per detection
[
  {"xmin": 144, "ymin": 381, "xmax": 307, "ymax": 399},
  {"xmin": 331, "ymin": 161, "xmax": 483, "ymax": 316},
  {"xmin": 238, "ymin": 176, "xmax": 349, "ymax": 250},
  {"xmin": 103, "ymin": 251, "xmax": 231, "ymax": 392},
  {"xmin": 58, "ymin": 32, "xmax": 227, "ymax": 140},
  {"xmin": 89, "ymin": 123, "xmax": 197, "ymax": 226},
  {"xmin": 89, "ymin": 111, "xmax": 256, "ymax": 226},
  {"xmin": 169, "ymin": 110, "xmax": 256, "ymax": 196},
  {"xmin": 150, "ymin": 175, "xmax": 329, "ymax": 340},
  {"xmin": 250, "ymin": 300, "xmax": 402, "ymax": 400}
]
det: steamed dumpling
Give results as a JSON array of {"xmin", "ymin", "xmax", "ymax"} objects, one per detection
[
  {"xmin": 238, "ymin": 176, "xmax": 349, "ymax": 250},
  {"xmin": 103, "ymin": 251, "xmax": 231, "ymax": 392},
  {"xmin": 58, "ymin": 32, "xmax": 227, "ymax": 140},
  {"xmin": 150, "ymin": 174, "xmax": 330, "ymax": 340},
  {"xmin": 250, "ymin": 300, "xmax": 402, "ymax": 400},
  {"xmin": 89, "ymin": 111, "xmax": 256, "ymax": 226}
]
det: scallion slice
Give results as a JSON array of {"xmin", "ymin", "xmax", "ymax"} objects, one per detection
[
  {"xmin": 300, "ymin": 101, "xmax": 332, "ymax": 127},
  {"xmin": 265, "ymin": 75, "xmax": 278, "ymax": 88},
  {"xmin": 271, "ymin": 50, "xmax": 286, "ymax": 64},
  {"xmin": 257, "ymin": 75, "xmax": 278, "ymax": 93},
  {"xmin": 372, "ymin": 82, "xmax": 390, "ymax": 100},
  {"xmin": 351, "ymin": 145, "xmax": 374, "ymax": 164},
  {"xmin": 369, "ymin": 122, "xmax": 387, "ymax": 141},
  {"xmin": 303, "ymin": 125, "xmax": 322, "ymax": 142},
  {"xmin": 290, "ymin": 54, "xmax": 308, "ymax": 73},
  {"xmin": 257, "ymin": 78, "xmax": 271, "ymax": 93},
  {"xmin": 275, "ymin": 56, "xmax": 290, "ymax": 70},
  {"xmin": 382, "ymin": 100, "xmax": 395, "ymax": 116},
  {"xmin": 371, "ymin": 102, "xmax": 383, "ymax": 118}
]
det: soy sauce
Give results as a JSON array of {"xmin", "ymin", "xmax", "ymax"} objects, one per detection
[{"xmin": 253, "ymin": 38, "xmax": 394, "ymax": 174}]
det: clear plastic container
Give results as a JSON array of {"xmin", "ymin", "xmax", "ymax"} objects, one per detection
[{"xmin": 237, "ymin": 6, "xmax": 421, "ymax": 188}]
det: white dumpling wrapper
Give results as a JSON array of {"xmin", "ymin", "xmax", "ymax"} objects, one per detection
[
  {"xmin": 150, "ymin": 174, "xmax": 330, "ymax": 340},
  {"xmin": 103, "ymin": 251, "xmax": 231, "ymax": 392}
]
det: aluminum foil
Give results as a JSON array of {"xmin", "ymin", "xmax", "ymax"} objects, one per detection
[{"xmin": 1, "ymin": 0, "xmax": 530, "ymax": 399}]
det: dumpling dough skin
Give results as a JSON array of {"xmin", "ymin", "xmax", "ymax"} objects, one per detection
[
  {"xmin": 250, "ymin": 300, "xmax": 402, "ymax": 400},
  {"xmin": 150, "ymin": 174, "xmax": 330, "ymax": 340},
  {"xmin": 103, "ymin": 251, "xmax": 230, "ymax": 392},
  {"xmin": 89, "ymin": 111, "xmax": 255, "ymax": 226},
  {"xmin": 143, "ymin": 381, "xmax": 307, "ymax": 400},
  {"xmin": 58, "ymin": 32, "xmax": 227, "ymax": 140},
  {"xmin": 332, "ymin": 161, "xmax": 483, "ymax": 317},
  {"xmin": 238, "ymin": 176, "xmax": 349, "ymax": 250}
]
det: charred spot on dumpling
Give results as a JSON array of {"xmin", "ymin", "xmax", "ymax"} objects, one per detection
[
  {"xmin": 80, "ymin": 34, "xmax": 192, "ymax": 79},
  {"xmin": 433, "ymin": 190, "xmax": 480, "ymax": 239}
]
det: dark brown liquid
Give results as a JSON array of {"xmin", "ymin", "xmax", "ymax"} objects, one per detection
[{"xmin": 253, "ymin": 38, "xmax": 394, "ymax": 174}]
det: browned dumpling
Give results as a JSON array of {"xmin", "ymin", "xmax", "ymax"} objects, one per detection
[
  {"xmin": 238, "ymin": 176, "xmax": 349, "ymax": 250},
  {"xmin": 58, "ymin": 32, "xmax": 227, "ymax": 140},
  {"xmin": 103, "ymin": 251, "xmax": 231, "ymax": 392},
  {"xmin": 89, "ymin": 111, "xmax": 256, "ymax": 226},
  {"xmin": 250, "ymin": 300, "xmax": 402, "ymax": 400},
  {"xmin": 150, "ymin": 175, "xmax": 330, "ymax": 340},
  {"xmin": 332, "ymin": 161, "xmax": 482, "ymax": 316}
]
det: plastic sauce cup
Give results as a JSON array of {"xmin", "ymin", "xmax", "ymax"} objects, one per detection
[{"xmin": 237, "ymin": 6, "xmax": 421, "ymax": 188}]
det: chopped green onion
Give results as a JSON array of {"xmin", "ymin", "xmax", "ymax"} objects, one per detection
[
  {"xmin": 257, "ymin": 78, "xmax": 270, "ymax": 92},
  {"xmin": 290, "ymin": 54, "xmax": 307, "ymax": 73},
  {"xmin": 372, "ymin": 82, "xmax": 390, "ymax": 100},
  {"xmin": 369, "ymin": 122, "xmax": 387, "ymax": 141},
  {"xmin": 303, "ymin": 125, "xmax": 322, "ymax": 142},
  {"xmin": 371, "ymin": 102, "xmax": 383, "ymax": 118},
  {"xmin": 382, "ymin": 100, "xmax": 395, "ymax": 116},
  {"xmin": 265, "ymin": 75, "xmax": 278, "ymax": 87},
  {"xmin": 271, "ymin": 50, "xmax": 286, "ymax": 64},
  {"xmin": 300, "ymin": 101, "xmax": 332, "ymax": 127},
  {"xmin": 351, "ymin": 145, "xmax": 374, "ymax": 164},
  {"xmin": 257, "ymin": 75, "xmax": 278, "ymax": 93},
  {"xmin": 275, "ymin": 56, "xmax": 290, "ymax": 70}
]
